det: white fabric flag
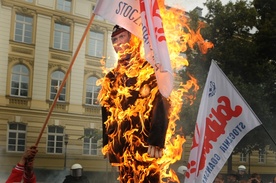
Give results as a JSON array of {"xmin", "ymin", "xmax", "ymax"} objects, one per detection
[
  {"xmin": 184, "ymin": 61, "xmax": 261, "ymax": 183},
  {"xmin": 94, "ymin": 0, "xmax": 173, "ymax": 98}
]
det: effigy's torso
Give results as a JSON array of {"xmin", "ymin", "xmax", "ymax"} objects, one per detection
[{"xmin": 100, "ymin": 58, "xmax": 159, "ymax": 163}]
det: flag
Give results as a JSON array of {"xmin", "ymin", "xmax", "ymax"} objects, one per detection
[
  {"xmin": 184, "ymin": 61, "xmax": 262, "ymax": 183},
  {"xmin": 94, "ymin": 0, "xmax": 173, "ymax": 98}
]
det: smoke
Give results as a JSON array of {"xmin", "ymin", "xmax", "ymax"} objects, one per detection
[
  {"xmin": 0, "ymin": 172, "xmax": 10, "ymax": 183},
  {"xmin": 0, "ymin": 168, "xmax": 120, "ymax": 183},
  {"xmin": 35, "ymin": 169, "xmax": 119, "ymax": 183},
  {"xmin": 35, "ymin": 169, "xmax": 68, "ymax": 182}
]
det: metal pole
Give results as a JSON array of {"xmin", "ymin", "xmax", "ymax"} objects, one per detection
[
  {"xmin": 261, "ymin": 124, "xmax": 276, "ymax": 146},
  {"xmin": 106, "ymin": 158, "xmax": 108, "ymax": 183},
  {"xmin": 248, "ymin": 152, "xmax": 251, "ymax": 175},
  {"xmin": 64, "ymin": 134, "xmax": 69, "ymax": 170}
]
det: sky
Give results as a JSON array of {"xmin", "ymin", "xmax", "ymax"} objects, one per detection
[{"xmin": 165, "ymin": 0, "xmax": 237, "ymax": 16}]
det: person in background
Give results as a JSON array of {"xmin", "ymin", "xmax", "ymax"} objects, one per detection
[
  {"xmin": 226, "ymin": 171, "xmax": 239, "ymax": 183},
  {"xmin": 237, "ymin": 165, "xmax": 248, "ymax": 182},
  {"xmin": 177, "ymin": 166, "xmax": 187, "ymax": 183},
  {"xmin": 272, "ymin": 175, "xmax": 276, "ymax": 183},
  {"xmin": 248, "ymin": 173, "xmax": 262, "ymax": 183},
  {"xmin": 239, "ymin": 180, "xmax": 247, "ymax": 183},
  {"xmin": 6, "ymin": 146, "xmax": 38, "ymax": 183},
  {"xmin": 213, "ymin": 174, "xmax": 225, "ymax": 183},
  {"xmin": 63, "ymin": 163, "xmax": 90, "ymax": 183}
]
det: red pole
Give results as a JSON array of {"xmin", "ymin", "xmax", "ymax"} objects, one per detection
[{"xmin": 35, "ymin": 13, "xmax": 96, "ymax": 146}]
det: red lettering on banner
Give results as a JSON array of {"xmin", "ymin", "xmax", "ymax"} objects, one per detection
[
  {"xmin": 191, "ymin": 124, "xmax": 200, "ymax": 149},
  {"xmin": 204, "ymin": 96, "xmax": 242, "ymax": 153},
  {"xmin": 152, "ymin": 0, "xmax": 166, "ymax": 42},
  {"xmin": 139, "ymin": 0, "xmax": 150, "ymax": 36},
  {"xmin": 140, "ymin": 0, "xmax": 145, "ymax": 12},
  {"xmin": 140, "ymin": 0, "xmax": 166, "ymax": 42},
  {"xmin": 152, "ymin": 0, "xmax": 160, "ymax": 18},
  {"xmin": 186, "ymin": 96, "xmax": 242, "ymax": 178},
  {"xmin": 155, "ymin": 27, "xmax": 166, "ymax": 42}
]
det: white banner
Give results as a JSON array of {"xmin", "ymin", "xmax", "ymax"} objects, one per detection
[
  {"xmin": 94, "ymin": 0, "xmax": 173, "ymax": 98},
  {"xmin": 184, "ymin": 61, "xmax": 261, "ymax": 183},
  {"xmin": 94, "ymin": 0, "xmax": 142, "ymax": 38}
]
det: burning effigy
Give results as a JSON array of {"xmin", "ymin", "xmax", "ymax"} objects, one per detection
[{"xmin": 97, "ymin": 0, "xmax": 213, "ymax": 183}]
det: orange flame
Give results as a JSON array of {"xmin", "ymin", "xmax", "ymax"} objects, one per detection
[{"xmin": 97, "ymin": 1, "xmax": 213, "ymax": 182}]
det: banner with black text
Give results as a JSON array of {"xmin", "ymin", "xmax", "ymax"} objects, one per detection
[{"xmin": 94, "ymin": 0, "xmax": 173, "ymax": 98}]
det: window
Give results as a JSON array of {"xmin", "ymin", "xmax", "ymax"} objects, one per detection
[
  {"xmin": 54, "ymin": 23, "xmax": 70, "ymax": 51},
  {"xmin": 57, "ymin": 0, "xmax": 72, "ymax": 12},
  {"xmin": 50, "ymin": 71, "xmax": 66, "ymax": 101},
  {"xmin": 88, "ymin": 31, "xmax": 104, "ymax": 57},
  {"xmin": 7, "ymin": 123, "xmax": 26, "ymax": 152},
  {"xmin": 258, "ymin": 149, "xmax": 265, "ymax": 163},
  {"xmin": 47, "ymin": 126, "xmax": 64, "ymax": 153},
  {"xmin": 14, "ymin": 14, "xmax": 33, "ymax": 43},
  {"xmin": 83, "ymin": 129, "xmax": 98, "ymax": 155},
  {"xmin": 11, "ymin": 64, "xmax": 29, "ymax": 97},
  {"xmin": 85, "ymin": 76, "xmax": 100, "ymax": 105},
  {"xmin": 239, "ymin": 153, "xmax": 247, "ymax": 162}
]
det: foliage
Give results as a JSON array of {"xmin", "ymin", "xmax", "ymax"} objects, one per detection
[
  {"xmin": 179, "ymin": 0, "xmax": 276, "ymax": 153},
  {"xmin": 177, "ymin": 9, "xmax": 212, "ymax": 138},
  {"xmin": 78, "ymin": 128, "xmax": 102, "ymax": 141}
]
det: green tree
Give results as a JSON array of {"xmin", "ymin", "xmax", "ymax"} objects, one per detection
[
  {"xmin": 177, "ymin": 8, "xmax": 209, "ymax": 137},
  {"xmin": 252, "ymin": 0, "xmax": 276, "ymax": 150},
  {"xmin": 179, "ymin": 0, "xmax": 276, "ymax": 172},
  {"xmin": 203, "ymin": 0, "xmax": 276, "ymax": 150},
  {"xmin": 253, "ymin": 0, "xmax": 276, "ymax": 119}
]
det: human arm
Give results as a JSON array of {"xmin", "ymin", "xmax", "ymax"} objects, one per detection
[
  {"xmin": 23, "ymin": 146, "xmax": 38, "ymax": 183},
  {"xmin": 248, "ymin": 178, "xmax": 261, "ymax": 183},
  {"xmin": 23, "ymin": 173, "xmax": 36, "ymax": 183},
  {"xmin": 6, "ymin": 163, "xmax": 25, "ymax": 183},
  {"xmin": 6, "ymin": 146, "xmax": 37, "ymax": 183}
]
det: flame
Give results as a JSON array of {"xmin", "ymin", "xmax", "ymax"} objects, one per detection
[{"xmin": 97, "ymin": 1, "xmax": 213, "ymax": 182}]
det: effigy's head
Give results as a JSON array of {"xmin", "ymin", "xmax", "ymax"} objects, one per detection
[
  {"xmin": 111, "ymin": 25, "xmax": 128, "ymax": 38},
  {"xmin": 111, "ymin": 25, "xmax": 131, "ymax": 53},
  {"xmin": 111, "ymin": 25, "xmax": 141, "ymax": 61}
]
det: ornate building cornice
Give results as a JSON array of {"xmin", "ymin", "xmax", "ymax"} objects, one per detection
[
  {"xmin": 91, "ymin": 24, "xmax": 106, "ymax": 32},
  {"xmin": 14, "ymin": 6, "xmax": 36, "ymax": 16},
  {"xmin": 54, "ymin": 15, "xmax": 73, "ymax": 25},
  {"xmin": 48, "ymin": 63, "xmax": 69, "ymax": 70},
  {"xmin": 8, "ymin": 56, "xmax": 34, "ymax": 66}
]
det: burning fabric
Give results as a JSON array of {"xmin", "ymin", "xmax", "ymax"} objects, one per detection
[
  {"xmin": 99, "ymin": 26, "xmax": 170, "ymax": 183},
  {"xmin": 96, "ymin": 1, "xmax": 213, "ymax": 183}
]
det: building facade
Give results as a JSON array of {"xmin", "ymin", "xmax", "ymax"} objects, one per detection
[
  {"xmin": 0, "ymin": 0, "xmax": 117, "ymax": 182},
  {"xmin": 0, "ymin": 0, "xmax": 275, "ymax": 182}
]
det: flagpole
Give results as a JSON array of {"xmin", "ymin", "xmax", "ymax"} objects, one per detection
[
  {"xmin": 35, "ymin": 13, "xmax": 96, "ymax": 146},
  {"xmin": 261, "ymin": 124, "xmax": 276, "ymax": 146}
]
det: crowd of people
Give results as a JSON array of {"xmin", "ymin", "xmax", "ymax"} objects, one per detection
[
  {"xmin": 6, "ymin": 149, "xmax": 276, "ymax": 183},
  {"xmin": 214, "ymin": 172, "xmax": 274, "ymax": 183},
  {"xmin": 213, "ymin": 165, "xmax": 276, "ymax": 183}
]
